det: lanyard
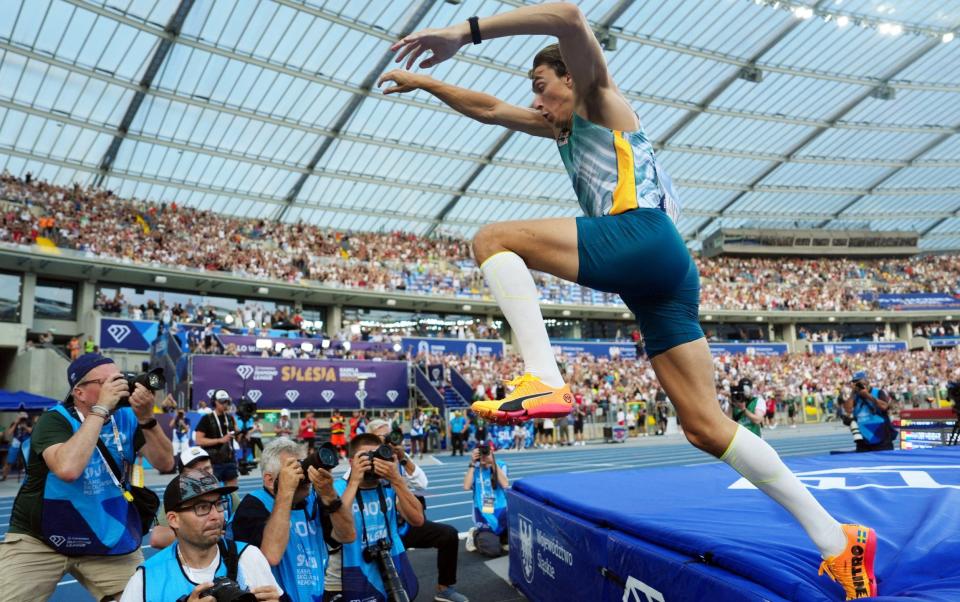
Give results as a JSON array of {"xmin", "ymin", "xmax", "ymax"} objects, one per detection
[
  {"xmin": 77, "ymin": 408, "xmax": 132, "ymax": 501},
  {"xmin": 355, "ymin": 484, "xmax": 392, "ymax": 548}
]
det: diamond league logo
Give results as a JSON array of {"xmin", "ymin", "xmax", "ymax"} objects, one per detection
[
  {"xmin": 386, "ymin": 390, "xmax": 399, "ymax": 403},
  {"xmin": 48, "ymin": 535, "xmax": 66, "ymax": 548},
  {"xmin": 321, "ymin": 390, "xmax": 335, "ymax": 403},
  {"xmin": 236, "ymin": 365, "xmax": 254, "ymax": 380},
  {"xmin": 285, "ymin": 390, "xmax": 299, "ymax": 403},
  {"xmin": 206, "ymin": 389, "xmax": 215, "ymax": 399},
  {"xmin": 519, "ymin": 514, "xmax": 535, "ymax": 584},
  {"xmin": 106, "ymin": 324, "xmax": 131, "ymax": 344},
  {"xmin": 355, "ymin": 390, "xmax": 368, "ymax": 403},
  {"xmin": 246, "ymin": 390, "xmax": 262, "ymax": 403}
]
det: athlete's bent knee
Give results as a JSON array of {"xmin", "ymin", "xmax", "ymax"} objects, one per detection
[{"xmin": 472, "ymin": 223, "xmax": 507, "ymax": 264}]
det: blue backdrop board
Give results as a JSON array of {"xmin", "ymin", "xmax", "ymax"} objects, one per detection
[
  {"xmin": 709, "ymin": 342, "xmax": 789, "ymax": 356},
  {"xmin": 99, "ymin": 318, "xmax": 159, "ymax": 351},
  {"xmin": 809, "ymin": 341, "xmax": 907, "ymax": 354},
  {"xmin": 508, "ymin": 448, "xmax": 960, "ymax": 602}
]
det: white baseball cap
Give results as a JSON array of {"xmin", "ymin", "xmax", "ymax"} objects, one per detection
[
  {"xmin": 178, "ymin": 446, "xmax": 210, "ymax": 469},
  {"xmin": 213, "ymin": 389, "xmax": 231, "ymax": 402},
  {"xmin": 280, "ymin": 409, "xmax": 290, "ymax": 417}
]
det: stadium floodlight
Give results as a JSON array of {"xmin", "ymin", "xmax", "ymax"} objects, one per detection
[
  {"xmin": 462, "ymin": 304, "xmax": 472, "ymax": 311},
  {"xmin": 704, "ymin": 315, "xmax": 713, "ymax": 320},
  {"xmin": 828, "ymin": 316, "xmax": 836, "ymax": 322},
  {"xmin": 621, "ymin": 312, "xmax": 631, "ymax": 319},
  {"xmin": 792, "ymin": 6, "xmax": 813, "ymax": 19},
  {"xmin": 257, "ymin": 286, "xmax": 269, "ymax": 294},
  {"xmin": 875, "ymin": 316, "xmax": 883, "ymax": 322},
  {"xmin": 386, "ymin": 299, "xmax": 397, "ymax": 306},
  {"xmin": 944, "ymin": 32, "xmax": 955, "ymax": 43},
  {"xmin": 755, "ymin": 316, "xmax": 763, "ymax": 322},
  {"xmin": 561, "ymin": 310, "xmax": 571, "ymax": 316},
  {"xmin": 836, "ymin": 15, "xmax": 849, "ymax": 27},
  {"xmin": 154, "ymin": 275, "xmax": 167, "ymax": 284}
]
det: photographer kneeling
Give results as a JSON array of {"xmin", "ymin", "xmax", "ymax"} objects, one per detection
[
  {"xmin": 0, "ymin": 353, "xmax": 174, "ymax": 602},
  {"xmin": 368, "ymin": 419, "xmax": 469, "ymax": 602},
  {"xmin": 844, "ymin": 371, "xmax": 896, "ymax": 452},
  {"xmin": 463, "ymin": 443, "xmax": 509, "ymax": 558},
  {"xmin": 323, "ymin": 433, "xmax": 423, "ymax": 602},
  {"xmin": 120, "ymin": 468, "xmax": 282, "ymax": 602},
  {"xmin": 231, "ymin": 437, "xmax": 355, "ymax": 601}
]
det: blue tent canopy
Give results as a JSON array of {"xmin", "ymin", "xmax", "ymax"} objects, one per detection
[{"xmin": 0, "ymin": 390, "xmax": 58, "ymax": 411}]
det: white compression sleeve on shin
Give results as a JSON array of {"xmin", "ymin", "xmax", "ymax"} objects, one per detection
[
  {"xmin": 480, "ymin": 251, "xmax": 564, "ymax": 387},
  {"xmin": 721, "ymin": 425, "xmax": 846, "ymax": 558}
]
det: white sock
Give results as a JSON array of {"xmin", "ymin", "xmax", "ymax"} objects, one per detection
[
  {"xmin": 721, "ymin": 425, "xmax": 846, "ymax": 558},
  {"xmin": 480, "ymin": 251, "xmax": 564, "ymax": 388}
]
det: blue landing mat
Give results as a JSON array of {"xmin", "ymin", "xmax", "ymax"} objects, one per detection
[{"xmin": 507, "ymin": 448, "xmax": 960, "ymax": 601}]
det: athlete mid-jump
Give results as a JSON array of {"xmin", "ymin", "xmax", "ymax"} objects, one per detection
[{"xmin": 379, "ymin": 4, "xmax": 876, "ymax": 598}]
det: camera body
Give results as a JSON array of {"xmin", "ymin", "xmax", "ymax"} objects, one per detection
[
  {"xmin": 235, "ymin": 396, "xmax": 257, "ymax": 423},
  {"xmin": 116, "ymin": 368, "xmax": 165, "ymax": 408},
  {"xmin": 478, "ymin": 442, "xmax": 491, "ymax": 456},
  {"xmin": 386, "ymin": 430, "xmax": 404, "ymax": 446},
  {"xmin": 302, "ymin": 442, "xmax": 340, "ymax": 475},
  {"xmin": 202, "ymin": 576, "xmax": 257, "ymax": 602},
  {"xmin": 855, "ymin": 381, "xmax": 867, "ymax": 392},
  {"xmin": 362, "ymin": 539, "xmax": 410, "ymax": 602},
  {"xmin": 363, "ymin": 444, "xmax": 395, "ymax": 483}
]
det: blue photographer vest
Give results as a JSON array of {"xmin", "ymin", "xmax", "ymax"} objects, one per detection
[
  {"xmin": 334, "ymin": 479, "xmax": 418, "ymax": 602},
  {"xmin": 472, "ymin": 462, "xmax": 508, "ymax": 535},
  {"xmin": 40, "ymin": 404, "xmax": 141, "ymax": 555},
  {"xmin": 854, "ymin": 387, "xmax": 889, "ymax": 445},
  {"xmin": 140, "ymin": 540, "xmax": 249, "ymax": 602},
  {"xmin": 246, "ymin": 488, "xmax": 327, "ymax": 600}
]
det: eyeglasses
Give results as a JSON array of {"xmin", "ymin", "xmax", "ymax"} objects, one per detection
[
  {"xmin": 76, "ymin": 378, "xmax": 107, "ymax": 388},
  {"xmin": 182, "ymin": 498, "xmax": 227, "ymax": 517}
]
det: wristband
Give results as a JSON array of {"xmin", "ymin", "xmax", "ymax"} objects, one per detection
[
  {"xmin": 89, "ymin": 405, "xmax": 110, "ymax": 420},
  {"xmin": 138, "ymin": 417, "xmax": 159, "ymax": 430},
  {"xmin": 322, "ymin": 497, "xmax": 344, "ymax": 513},
  {"xmin": 468, "ymin": 16, "xmax": 481, "ymax": 45}
]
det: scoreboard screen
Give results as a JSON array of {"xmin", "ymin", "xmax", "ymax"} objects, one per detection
[{"xmin": 897, "ymin": 409, "xmax": 957, "ymax": 450}]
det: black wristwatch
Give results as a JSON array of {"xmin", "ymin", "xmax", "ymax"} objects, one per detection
[
  {"xmin": 322, "ymin": 497, "xmax": 343, "ymax": 513},
  {"xmin": 138, "ymin": 417, "xmax": 159, "ymax": 430}
]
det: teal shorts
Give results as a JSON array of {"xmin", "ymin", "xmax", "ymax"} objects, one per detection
[{"xmin": 576, "ymin": 208, "xmax": 703, "ymax": 358}]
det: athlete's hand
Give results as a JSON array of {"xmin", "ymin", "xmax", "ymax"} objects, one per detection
[
  {"xmin": 390, "ymin": 23, "xmax": 469, "ymax": 70},
  {"xmin": 377, "ymin": 69, "xmax": 426, "ymax": 95}
]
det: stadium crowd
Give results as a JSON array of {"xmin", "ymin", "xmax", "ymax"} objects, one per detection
[{"xmin": 4, "ymin": 172, "xmax": 960, "ymax": 312}]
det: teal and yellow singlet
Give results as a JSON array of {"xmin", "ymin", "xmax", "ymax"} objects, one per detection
[{"xmin": 557, "ymin": 113, "xmax": 681, "ymax": 222}]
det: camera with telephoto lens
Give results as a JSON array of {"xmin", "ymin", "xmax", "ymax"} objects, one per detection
[
  {"xmin": 302, "ymin": 442, "xmax": 340, "ymax": 475},
  {"xmin": 115, "ymin": 368, "xmax": 165, "ymax": 408},
  {"xmin": 731, "ymin": 378, "xmax": 752, "ymax": 404},
  {"xmin": 386, "ymin": 430, "xmax": 404, "ymax": 446},
  {"xmin": 363, "ymin": 444, "xmax": 395, "ymax": 483},
  {"xmin": 235, "ymin": 396, "xmax": 257, "ymax": 423},
  {"xmin": 201, "ymin": 576, "xmax": 257, "ymax": 602},
  {"xmin": 362, "ymin": 539, "xmax": 410, "ymax": 602}
]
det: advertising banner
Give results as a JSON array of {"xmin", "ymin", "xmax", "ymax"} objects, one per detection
[
  {"xmin": 507, "ymin": 489, "xmax": 609, "ymax": 602},
  {"xmin": 809, "ymin": 341, "xmax": 907, "ymax": 354},
  {"xmin": 191, "ymin": 356, "xmax": 409, "ymax": 410},
  {"xmin": 550, "ymin": 340, "xmax": 638, "ymax": 359},
  {"xmin": 401, "ymin": 337, "xmax": 504, "ymax": 357},
  {"xmin": 708, "ymin": 342, "xmax": 789, "ymax": 356},
  {"xmin": 217, "ymin": 334, "xmax": 395, "ymax": 356},
  {"xmin": 99, "ymin": 318, "xmax": 158, "ymax": 351},
  {"xmin": 930, "ymin": 337, "xmax": 960, "ymax": 348},
  {"xmin": 863, "ymin": 292, "xmax": 960, "ymax": 311}
]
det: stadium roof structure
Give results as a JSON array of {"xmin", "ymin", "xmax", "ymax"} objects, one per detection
[{"xmin": 1, "ymin": 0, "xmax": 959, "ymax": 250}]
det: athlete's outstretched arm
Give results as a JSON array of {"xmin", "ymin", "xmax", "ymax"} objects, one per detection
[
  {"xmin": 391, "ymin": 2, "xmax": 634, "ymax": 127},
  {"xmin": 377, "ymin": 70, "xmax": 553, "ymax": 138}
]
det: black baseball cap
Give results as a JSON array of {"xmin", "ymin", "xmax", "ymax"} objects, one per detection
[{"xmin": 163, "ymin": 469, "xmax": 237, "ymax": 512}]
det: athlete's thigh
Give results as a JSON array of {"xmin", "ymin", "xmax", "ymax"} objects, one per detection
[{"xmin": 480, "ymin": 217, "xmax": 578, "ymax": 282}]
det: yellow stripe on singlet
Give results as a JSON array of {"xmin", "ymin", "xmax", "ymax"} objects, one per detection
[{"xmin": 611, "ymin": 130, "xmax": 638, "ymax": 215}]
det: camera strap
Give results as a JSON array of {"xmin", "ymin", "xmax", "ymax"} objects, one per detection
[
  {"xmin": 218, "ymin": 538, "xmax": 241, "ymax": 581},
  {"xmin": 355, "ymin": 484, "xmax": 393, "ymax": 548},
  {"xmin": 77, "ymin": 408, "xmax": 131, "ymax": 501}
]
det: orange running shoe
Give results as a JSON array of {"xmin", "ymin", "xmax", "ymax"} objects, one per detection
[
  {"xmin": 818, "ymin": 524, "xmax": 878, "ymax": 600},
  {"xmin": 471, "ymin": 374, "xmax": 573, "ymax": 424}
]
